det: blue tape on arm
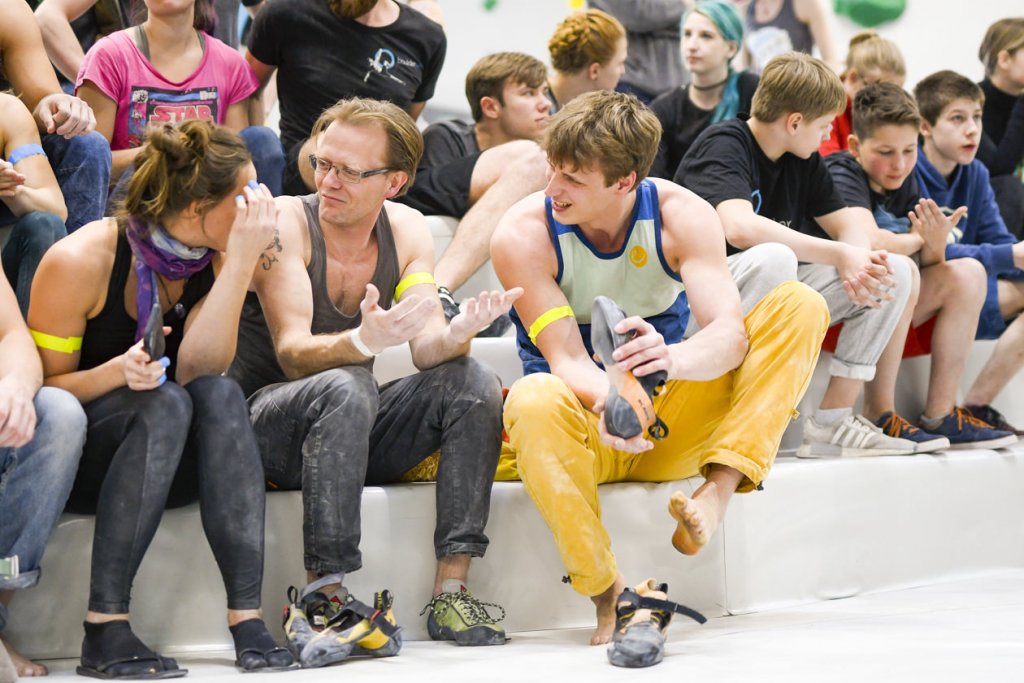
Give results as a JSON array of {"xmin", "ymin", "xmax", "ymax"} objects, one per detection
[{"xmin": 7, "ymin": 144, "xmax": 46, "ymax": 166}]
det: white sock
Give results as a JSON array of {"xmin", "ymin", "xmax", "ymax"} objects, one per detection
[
  {"xmin": 441, "ymin": 578, "xmax": 468, "ymax": 594},
  {"xmin": 815, "ymin": 407, "xmax": 852, "ymax": 426}
]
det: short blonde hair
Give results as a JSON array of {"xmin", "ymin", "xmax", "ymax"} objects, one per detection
[
  {"xmin": 311, "ymin": 98, "xmax": 423, "ymax": 196},
  {"xmin": 548, "ymin": 9, "xmax": 625, "ymax": 74},
  {"xmin": 543, "ymin": 91, "xmax": 660, "ymax": 189},
  {"xmin": 752, "ymin": 52, "xmax": 846, "ymax": 123},
  {"xmin": 979, "ymin": 18, "xmax": 1024, "ymax": 77},
  {"xmin": 844, "ymin": 31, "xmax": 905, "ymax": 80}
]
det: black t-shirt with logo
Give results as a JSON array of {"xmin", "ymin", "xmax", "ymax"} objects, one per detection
[
  {"xmin": 248, "ymin": 0, "xmax": 446, "ymax": 155},
  {"xmin": 421, "ymin": 119, "xmax": 479, "ymax": 168},
  {"xmin": 675, "ymin": 117, "xmax": 847, "ymax": 253},
  {"xmin": 825, "ymin": 150, "xmax": 919, "ymax": 235}
]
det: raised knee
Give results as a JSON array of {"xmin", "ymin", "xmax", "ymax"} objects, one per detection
[
  {"xmin": 186, "ymin": 374, "xmax": 247, "ymax": 408},
  {"xmin": 947, "ymin": 257, "xmax": 988, "ymax": 296},
  {"xmin": 34, "ymin": 386, "xmax": 87, "ymax": 446},
  {"xmin": 748, "ymin": 242, "xmax": 798, "ymax": 278},
  {"xmin": 135, "ymin": 382, "xmax": 193, "ymax": 428},
  {"xmin": 312, "ymin": 367, "xmax": 379, "ymax": 416},
  {"xmin": 764, "ymin": 281, "xmax": 830, "ymax": 330},
  {"xmin": 15, "ymin": 212, "xmax": 66, "ymax": 248},
  {"xmin": 505, "ymin": 373, "xmax": 575, "ymax": 425},
  {"xmin": 443, "ymin": 357, "xmax": 501, "ymax": 403}
]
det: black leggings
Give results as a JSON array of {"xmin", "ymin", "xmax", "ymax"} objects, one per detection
[{"xmin": 66, "ymin": 375, "xmax": 266, "ymax": 614}]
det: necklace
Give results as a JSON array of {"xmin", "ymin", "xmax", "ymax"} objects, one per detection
[{"xmin": 691, "ymin": 76, "xmax": 730, "ymax": 91}]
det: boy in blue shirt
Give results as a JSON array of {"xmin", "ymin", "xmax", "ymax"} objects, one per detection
[
  {"xmin": 826, "ymin": 82, "xmax": 1014, "ymax": 448},
  {"xmin": 914, "ymin": 70, "xmax": 1024, "ymax": 434}
]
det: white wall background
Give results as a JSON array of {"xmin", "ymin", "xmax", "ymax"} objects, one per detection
[{"xmin": 427, "ymin": 0, "xmax": 1023, "ymax": 117}]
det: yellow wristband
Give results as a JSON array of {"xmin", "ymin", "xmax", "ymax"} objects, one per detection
[
  {"xmin": 394, "ymin": 272, "xmax": 436, "ymax": 301},
  {"xmin": 30, "ymin": 329, "xmax": 83, "ymax": 354},
  {"xmin": 528, "ymin": 306, "xmax": 574, "ymax": 344}
]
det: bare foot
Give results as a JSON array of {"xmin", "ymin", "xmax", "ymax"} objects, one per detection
[
  {"xmin": 2, "ymin": 635, "xmax": 48, "ymax": 676},
  {"xmin": 668, "ymin": 490, "xmax": 717, "ymax": 555},
  {"xmin": 589, "ymin": 574, "xmax": 627, "ymax": 645}
]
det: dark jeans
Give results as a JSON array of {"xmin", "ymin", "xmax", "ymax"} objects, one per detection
[
  {"xmin": 248, "ymin": 357, "xmax": 503, "ymax": 575},
  {"xmin": 42, "ymin": 131, "xmax": 112, "ymax": 233},
  {"xmin": 65, "ymin": 376, "xmax": 266, "ymax": 613},
  {"xmin": 1, "ymin": 211, "xmax": 66, "ymax": 315}
]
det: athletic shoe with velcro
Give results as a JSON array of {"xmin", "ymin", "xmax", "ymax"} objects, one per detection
[{"xmin": 606, "ymin": 579, "xmax": 706, "ymax": 668}]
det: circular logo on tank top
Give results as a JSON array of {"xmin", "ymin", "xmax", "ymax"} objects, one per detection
[{"xmin": 629, "ymin": 245, "xmax": 648, "ymax": 268}]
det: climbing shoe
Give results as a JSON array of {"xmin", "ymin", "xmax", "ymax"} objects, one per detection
[
  {"xmin": 607, "ymin": 580, "xmax": 706, "ymax": 668},
  {"xmin": 591, "ymin": 296, "xmax": 668, "ymax": 441}
]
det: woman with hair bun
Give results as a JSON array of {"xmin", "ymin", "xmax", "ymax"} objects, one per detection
[
  {"xmin": 819, "ymin": 30, "xmax": 905, "ymax": 156},
  {"xmin": 649, "ymin": 0, "xmax": 759, "ymax": 179},
  {"xmin": 27, "ymin": 120, "xmax": 294, "ymax": 677},
  {"xmin": 546, "ymin": 9, "xmax": 627, "ymax": 111}
]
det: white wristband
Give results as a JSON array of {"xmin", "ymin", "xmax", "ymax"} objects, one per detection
[{"xmin": 351, "ymin": 327, "xmax": 378, "ymax": 358}]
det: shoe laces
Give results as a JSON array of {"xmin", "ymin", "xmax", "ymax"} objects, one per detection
[
  {"xmin": 880, "ymin": 413, "xmax": 921, "ymax": 438},
  {"xmin": 420, "ymin": 591, "xmax": 506, "ymax": 627},
  {"xmin": 953, "ymin": 406, "xmax": 992, "ymax": 431}
]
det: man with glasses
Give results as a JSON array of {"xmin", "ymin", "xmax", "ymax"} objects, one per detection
[{"xmin": 228, "ymin": 97, "xmax": 520, "ymax": 663}]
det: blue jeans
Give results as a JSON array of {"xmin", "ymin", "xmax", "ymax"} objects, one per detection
[
  {"xmin": 1, "ymin": 211, "xmax": 67, "ymax": 316},
  {"xmin": 239, "ymin": 126, "xmax": 285, "ymax": 197},
  {"xmin": 42, "ymin": 132, "xmax": 111, "ymax": 233},
  {"xmin": 0, "ymin": 387, "xmax": 86, "ymax": 626}
]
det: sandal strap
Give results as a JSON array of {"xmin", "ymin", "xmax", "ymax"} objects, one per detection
[{"xmin": 634, "ymin": 596, "xmax": 707, "ymax": 625}]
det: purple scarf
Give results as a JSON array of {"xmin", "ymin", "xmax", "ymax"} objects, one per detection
[{"xmin": 125, "ymin": 217, "xmax": 214, "ymax": 342}]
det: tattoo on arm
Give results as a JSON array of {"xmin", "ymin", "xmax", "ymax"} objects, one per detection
[{"xmin": 260, "ymin": 229, "xmax": 283, "ymax": 271}]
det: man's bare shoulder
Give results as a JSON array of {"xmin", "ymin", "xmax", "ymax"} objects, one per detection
[
  {"xmin": 492, "ymin": 191, "xmax": 550, "ymax": 253},
  {"xmin": 649, "ymin": 178, "xmax": 716, "ymax": 221}
]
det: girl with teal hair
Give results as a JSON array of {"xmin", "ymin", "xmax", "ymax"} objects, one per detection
[{"xmin": 649, "ymin": 0, "xmax": 759, "ymax": 179}]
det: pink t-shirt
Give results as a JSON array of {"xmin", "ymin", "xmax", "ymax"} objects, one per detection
[{"xmin": 77, "ymin": 30, "xmax": 259, "ymax": 150}]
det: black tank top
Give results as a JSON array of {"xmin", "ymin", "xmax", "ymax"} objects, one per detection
[
  {"xmin": 78, "ymin": 231, "xmax": 215, "ymax": 383},
  {"xmin": 228, "ymin": 194, "xmax": 401, "ymax": 397}
]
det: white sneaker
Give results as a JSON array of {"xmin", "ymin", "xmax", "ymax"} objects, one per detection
[{"xmin": 796, "ymin": 413, "xmax": 917, "ymax": 458}]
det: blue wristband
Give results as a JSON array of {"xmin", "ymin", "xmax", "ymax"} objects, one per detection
[{"xmin": 7, "ymin": 144, "xmax": 46, "ymax": 166}]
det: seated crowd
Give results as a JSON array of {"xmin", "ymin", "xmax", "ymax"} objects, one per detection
[{"xmin": 2, "ymin": 0, "xmax": 1024, "ymax": 676}]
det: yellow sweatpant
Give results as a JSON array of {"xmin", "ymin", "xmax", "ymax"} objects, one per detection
[{"xmin": 497, "ymin": 281, "xmax": 829, "ymax": 596}]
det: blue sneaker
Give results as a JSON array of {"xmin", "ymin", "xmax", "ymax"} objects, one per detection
[
  {"xmin": 874, "ymin": 412, "xmax": 949, "ymax": 453},
  {"xmin": 921, "ymin": 407, "xmax": 1018, "ymax": 451}
]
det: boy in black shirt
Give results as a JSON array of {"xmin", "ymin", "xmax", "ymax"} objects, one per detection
[
  {"xmin": 678, "ymin": 52, "xmax": 920, "ymax": 458},
  {"xmin": 398, "ymin": 52, "xmax": 550, "ymax": 313},
  {"xmin": 826, "ymin": 82, "xmax": 1014, "ymax": 448}
]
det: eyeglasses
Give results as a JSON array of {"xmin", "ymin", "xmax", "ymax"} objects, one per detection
[{"xmin": 308, "ymin": 154, "xmax": 391, "ymax": 184}]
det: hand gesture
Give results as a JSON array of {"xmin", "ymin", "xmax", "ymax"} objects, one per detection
[
  {"xmin": 226, "ymin": 181, "xmax": 277, "ymax": 269},
  {"xmin": 0, "ymin": 376, "xmax": 37, "ymax": 448},
  {"xmin": 593, "ymin": 396, "xmax": 654, "ymax": 454},
  {"xmin": 122, "ymin": 331, "xmax": 171, "ymax": 391},
  {"xmin": 448, "ymin": 287, "xmax": 524, "ymax": 343},
  {"xmin": 908, "ymin": 198, "xmax": 963, "ymax": 254},
  {"xmin": 605, "ymin": 315, "xmax": 671, "ymax": 379},
  {"xmin": 838, "ymin": 246, "xmax": 896, "ymax": 308},
  {"xmin": 34, "ymin": 93, "xmax": 97, "ymax": 138},
  {"xmin": 0, "ymin": 160, "xmax": 26, "ymax": 197},
  {"xmin": 355, "ymin": 283, "xmax": 437, "ymax": 354}
]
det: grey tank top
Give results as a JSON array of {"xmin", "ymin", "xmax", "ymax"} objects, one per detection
[
  {"xmin": 745, "ymin": 0, "xmax": 814, "ymax": 74},
  {"xmin": 228, "ymin": 194, "xmax": 401, "ymax": 397}
]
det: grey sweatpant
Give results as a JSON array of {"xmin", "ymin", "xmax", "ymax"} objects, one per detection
[{"xmin": 797, "ymin": 256, "xmax": 913, "ymax": 381}]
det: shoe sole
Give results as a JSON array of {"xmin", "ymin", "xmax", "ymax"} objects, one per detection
[
  {"xmin": 427, "ymin": 616, "xmax": 508, "ymax": 646},
  {"xmin": 945, "ymin": 434, "xmax": 1019, "ymax": 451},
  {"xmin": 912, "ymin": 437, "xmax": 951, "ymax": 453},
  {"xmin": 796, "ymin": 444, "xmax": 917, "ymax": 458},
  {"xmin": 76, "ymin": 666, "xmax": 188, "ymax": 680},
  {"xmin": 591, "ymin": 296, "xmax": 656, "ymax": 440}
]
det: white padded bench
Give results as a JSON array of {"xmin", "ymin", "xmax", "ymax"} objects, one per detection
[{"xmin": 10, "ymin": 337, "xmax": 1024, "ymax": 659}]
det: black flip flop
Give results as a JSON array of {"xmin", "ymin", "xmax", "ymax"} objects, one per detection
[{"xmin": 78, "ymin": 621, "xmax": 186, "ymax": 680}]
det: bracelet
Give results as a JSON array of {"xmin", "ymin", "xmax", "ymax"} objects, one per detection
[{"xmin": 351, "ymin": 327, "xmax": 378, "ymax": 358}]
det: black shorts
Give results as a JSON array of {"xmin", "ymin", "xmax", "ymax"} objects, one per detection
[
  {"xmin": 397, "ymin": 153, "xmax": 480, "ymax": 218},
  {"xmin": 283, "ymin": 139, "xmax": 309, "ymax": 196}
]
